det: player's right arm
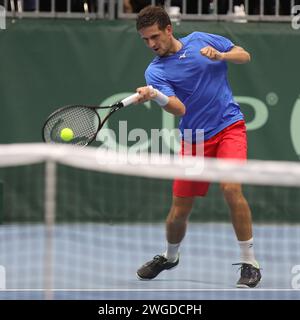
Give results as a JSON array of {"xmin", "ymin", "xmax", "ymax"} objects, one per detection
[
  {"xmin": 161, "ymin": 95, "xmax": 186, "ymax": 116},
  {"xmin": 135, "ymin": 86, "xmax": 185, "ymax": 116}
]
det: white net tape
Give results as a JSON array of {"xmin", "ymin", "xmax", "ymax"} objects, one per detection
[{"xmin": 0, "ymin": 143, "xmax": 300, "ymax": 187}]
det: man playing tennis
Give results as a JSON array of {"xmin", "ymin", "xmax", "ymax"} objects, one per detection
[{"xmin": 134, "ymin": 5, "xmax": 261, "ymax": 288}]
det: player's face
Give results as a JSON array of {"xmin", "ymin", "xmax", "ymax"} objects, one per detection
[{"xmin": 139, "ymin": 23, "xmax": 173, "ymax": 57}]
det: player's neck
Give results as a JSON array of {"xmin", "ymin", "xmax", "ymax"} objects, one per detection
[{"xmin": 167, "ymin": 37, "xmax": 183, "ymax": 55}]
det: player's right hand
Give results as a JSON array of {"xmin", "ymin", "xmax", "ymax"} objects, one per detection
[{"xmin": 135, "ymin": 86, "xmax": 157, "ymax": 104}]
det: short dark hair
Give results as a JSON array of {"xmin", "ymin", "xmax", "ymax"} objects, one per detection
[{"xmin": 136, "ymin": 5, "xmax": 171, "ymax": 31}]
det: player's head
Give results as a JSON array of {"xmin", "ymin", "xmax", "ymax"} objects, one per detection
[{"xmin": 136, "ymin": 6, "xmax": 173, "ymax": 57}]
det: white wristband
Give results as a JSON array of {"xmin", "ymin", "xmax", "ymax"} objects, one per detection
[{"xmin": 148, "ymin": 85, "xmax": 169, "ymax": 107}]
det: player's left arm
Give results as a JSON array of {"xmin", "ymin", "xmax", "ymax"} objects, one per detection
[{"xmin": 200, "ymin": 45, "xmax": 251, "ymax": 64}]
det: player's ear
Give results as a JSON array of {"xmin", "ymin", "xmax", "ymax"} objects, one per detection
[{"xmin": 165, "ymin": 24, "xmax": 173, "ymax": 36}]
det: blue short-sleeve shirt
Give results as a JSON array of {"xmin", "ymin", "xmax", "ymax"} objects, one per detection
[{"xmin": 145, "ymin": 32, "xmax": 244, "ymax": 142}]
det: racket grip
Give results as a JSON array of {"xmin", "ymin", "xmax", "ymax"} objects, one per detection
[{"xmin": 121, "ymin": 93, "xmax": 140, "ymax": 107}]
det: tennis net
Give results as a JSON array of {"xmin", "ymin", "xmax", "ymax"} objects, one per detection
[{"xmin": 0, "ymin": 143, "xmax": 300, "ymax": 300}]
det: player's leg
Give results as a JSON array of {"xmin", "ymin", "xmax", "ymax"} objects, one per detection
[
  {"xmin": 136, "ymin": 196, "xmax": 194, "ymax": 280},
  {"xmin": 165, "ymin": 196, "xmax": 194, "ymax": 260},
  {"xmin": 217, "ymin": 121, "xmax": 261, "ymax": 287},
  {"xmin": 167, "ymin": 137, "xmax": 212, "ymax": 262},
  {"xmin": 220, "ymin": 182, "xmax": 253, "ymax": 242},
  {"xmin": 220, "ymin": 181, "xmax": 261, "ymax": 287},
  {"xmin": 136, "ymin": 138, "xmax": 209, "ymax": 280}
]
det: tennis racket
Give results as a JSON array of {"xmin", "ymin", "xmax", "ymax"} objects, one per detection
[{"xmin": 42, "ymin": 93, "xmax": 140, "ymax": 146}]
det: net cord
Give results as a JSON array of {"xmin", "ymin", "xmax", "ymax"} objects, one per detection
[{"xmin": 0, "ymin": 143, "xmax": 300, "ymax": 187}]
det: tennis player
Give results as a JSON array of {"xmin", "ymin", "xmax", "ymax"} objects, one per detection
[{"xmin": 135, "ymin": 5, "xmax": 261, "ymax": 288}]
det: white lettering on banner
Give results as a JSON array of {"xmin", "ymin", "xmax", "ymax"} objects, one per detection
[
  {"xmin": 290, "ymin": 96, "xmax": 300, "ymax": 158},
  {"xmin": 235, "ymin": 96, "xmax": 268, "ymax": 131}
]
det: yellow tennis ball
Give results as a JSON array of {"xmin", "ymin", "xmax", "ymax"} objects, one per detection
[{"xmin": 60, "ymin": 128, "xmax": 74, "ymax": 142}]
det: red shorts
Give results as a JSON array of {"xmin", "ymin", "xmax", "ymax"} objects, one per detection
[{"xmin": 173, "ymin": 120, "xmax": 247, "ymax": 197}]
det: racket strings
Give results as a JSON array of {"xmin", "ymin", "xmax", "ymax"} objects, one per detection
[{"xmin": 43, "ymin": 106, "xmax": 100, "ymax": 146}]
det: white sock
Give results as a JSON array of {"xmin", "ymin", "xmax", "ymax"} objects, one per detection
[
  {"xmin": 163, "ymin": 242, "xmax": 180, "ymax": 262},
  {"xmin": 238, "ymin": 237, "xmax": 258, "ymax": 267}
]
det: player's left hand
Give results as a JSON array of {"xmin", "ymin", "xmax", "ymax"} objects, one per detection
[{"xmin": 200, "ymin": 46, "xmax": 224, "ymax": 61}]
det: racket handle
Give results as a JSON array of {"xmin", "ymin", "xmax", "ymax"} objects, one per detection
[{"xmin": 121, "ymin": 93, "xmax": 140, "ymax": 107}]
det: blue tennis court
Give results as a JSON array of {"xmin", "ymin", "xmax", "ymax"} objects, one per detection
[{"xmin": 1, "ymin": 222, "xmax": 299, "ymax": 300}]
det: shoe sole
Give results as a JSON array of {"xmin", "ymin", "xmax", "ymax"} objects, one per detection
[
  {"xmin": 136, "ymin": 264, "xmax": 179, "ymax": 281},
  {"xmin": 236, "ymin": 284, "xmax": 253, "ymax": 288},
  {"xmin": 236, "ymin": 280, "xmax": 262, "ymax": 289}
]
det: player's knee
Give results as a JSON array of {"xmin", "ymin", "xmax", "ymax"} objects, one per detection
[
  {"xmin": 168, "ymin": 196, "xmax": 194, "ymax": 222},
  {"xmin": 168, "ymin": 205, "xmax": 191, "ymax": 222},
  {"xmin": 167, "ymin": 212, "xmax": 189, "ymax": 225},
  {"xmin": 220, "ymin": 183, "xmax": 242, "ymax": 200},
  {"xmin": 175, "ymin": 207, "xmax": 191, "ymax": 220}
]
